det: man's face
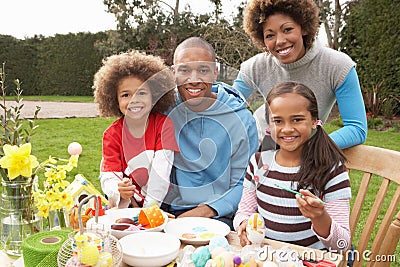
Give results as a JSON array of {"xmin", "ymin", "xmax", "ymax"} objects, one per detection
[{"xmin": 173, "ymin": 47, "xmax": 218, "ymax": 111}]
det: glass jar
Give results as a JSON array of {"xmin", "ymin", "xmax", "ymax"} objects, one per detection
[{"xmin": 0, "ymin": 177, "xmax": 42, "ymax": 256}]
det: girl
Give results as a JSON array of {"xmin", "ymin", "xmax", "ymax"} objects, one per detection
[
  {"xmin": 93, "ymin": 50, "xmax": 179, "ymax": 208},
  {"xmin": 234, "ymin": 81, "xmax": 351, "ymax": 253}
]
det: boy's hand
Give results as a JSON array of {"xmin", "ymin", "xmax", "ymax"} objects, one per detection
[
  {"xmin": 237, "ymin": 220, "xmax": 251, "ymax": 247},
  {"xmin": 118, "ymin": 178, "xmax": 135, "ymax": 200}
]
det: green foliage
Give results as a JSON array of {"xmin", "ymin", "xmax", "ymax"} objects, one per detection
[
  {"xmin": 36, "ymin": 32, "xmax": 106, "ymax": 96},
  {"xmin": 328, "ymin": 117, "xmax": 344, "ymax": 128},
  {"xmin": 340, "ymin": 0, "xmax": 400, "ymax": 115},
  {"xmin": 0, "ymin": 35, "xmax": 39, "ymax": 95},
  {"xmin": 0, "ymin": 32, "xmax": 107, "ymax": 97},
  {"xmin": 0, "ymin": 63, "xmax": 40, "ymax": 153}
]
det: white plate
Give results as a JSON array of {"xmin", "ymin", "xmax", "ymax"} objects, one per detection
[
  {"xmin": 164, "ymin": 217, "xmax": 231, "ymax": 245},
  {"xmin": 119, "ymin": 232, "xmax": 180, "ymax": 267},
  {"xmin": 86, "ymin": 208, "xmax": 168, "ymax": 239}
]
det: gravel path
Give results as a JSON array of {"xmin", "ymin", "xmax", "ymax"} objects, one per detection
[{"xmin": 5, "ymin": 101, "xmax": 99, "ymax": 119}]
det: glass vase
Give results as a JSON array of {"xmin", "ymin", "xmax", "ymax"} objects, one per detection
[
  {"xmin": 48, "ymin": 208, "xmax": 70, "ymax": 230},
  {"xmin": 0, "ymin": 176, "xmax": 42, "ymax": 256}
]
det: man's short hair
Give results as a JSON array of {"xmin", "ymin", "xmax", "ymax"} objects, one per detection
[{"xmin": 173, "ymin": 37, "xmax": 216, "ymax": 64}]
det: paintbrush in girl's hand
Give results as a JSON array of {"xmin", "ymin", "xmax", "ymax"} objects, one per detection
[{"xmin": 274, "ymin": 183, "xmax": 327, "ymax": 205}]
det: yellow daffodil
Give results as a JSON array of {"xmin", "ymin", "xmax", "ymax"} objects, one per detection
[
  {"xmin": 38, "ymin": 205, "xmax": 49, "ymax": 218},
  {"xmin": 69, "ymin": 155, "xmax": 79, "ymax": 167},
  {"xmin": 32, "ymin": 154, "xmax": 79, "ymax": 218},
  {"xmin": 0, "ymin": 143, "xmax": 39, "ymax": 179}
]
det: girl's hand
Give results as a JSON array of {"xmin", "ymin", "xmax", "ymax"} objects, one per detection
[
  {"xmin": 118, "ymin": 178, "xmax": 135, "ymax": 200},
  {"xmin": 237, "ymin": 220, "xmax": 251, "ymax": 247},
  {"xmin": 297, "ymin": 189, "xmax": 332, "ymax": 238},
  {"xmin": 296, "ymin": 189, "xmax": 325, "ymax": 219}
]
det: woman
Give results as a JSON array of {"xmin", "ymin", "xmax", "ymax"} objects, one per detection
[{"xmin": 233, "ymin": 0, "xmax": 367, "ymax": 150}]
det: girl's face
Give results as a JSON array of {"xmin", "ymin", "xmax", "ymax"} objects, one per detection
[
  {"xmin": 268, "ymin": 93, "xmax": 317, "ymax": 153},
  {"xmin": 262, "ymin": 13, "xmax": 306, "ymax": 64},
  {"xmin": 117, "ymin": 77, "xmax": 152, "ymax": 120}
]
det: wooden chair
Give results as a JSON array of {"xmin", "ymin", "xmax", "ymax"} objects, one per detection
[{"xmin": 343, "ymin": 145, "xmax": 400, "ymax": 267}]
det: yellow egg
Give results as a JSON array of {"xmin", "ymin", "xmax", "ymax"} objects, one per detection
[
  {"xmin": 78, "ymin": 243, "xmax": 100, "ymax": 265},
  {"xmin": 74, "ymin": 233, "xmax": 89, "ymax": 248},
  {"xmin": 219, "ymin": 251, "xmax": 234, "ymax": 267},
  {"xmin": 247, "ymin": 256, "xmax": 257, "ymax": 267},
  {"xmin": 94, "ymin": 252, "xmax": 113, "ymax": 267}
]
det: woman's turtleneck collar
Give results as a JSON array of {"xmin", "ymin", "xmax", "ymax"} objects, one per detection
[{"xmin": 271, "ymin": 39, "xmax": 323, "ymax": 70}]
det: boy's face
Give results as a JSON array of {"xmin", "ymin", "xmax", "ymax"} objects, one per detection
[
  {"xmin": 173, "ymin": 47, "xmax": 218, "ymax": 112},
  {"xmin": 117, "ymin": 77, "xmax": 152, "ymax": 120}
]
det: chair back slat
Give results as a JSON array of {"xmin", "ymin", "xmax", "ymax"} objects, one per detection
[
  {"xmin": 349, "ymin": 172, "xmax": 371, "ymax": 239},
  {"xmin": 343, "ymin": 145, "xmax": 400, "ymax": 267},
  {"xmin": 370, "ymin": 184, "xmax": 400, "ymax": 255},
  {"xmin": 375, "ymin": 210, "xmax": 400, "ymax": 267},
  {"xmin": 357, "ymin": 179, "xmax": 389, "ymax": 257}
]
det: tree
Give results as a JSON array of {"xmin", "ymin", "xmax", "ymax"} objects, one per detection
[
  {"xmin": 316, "ymin": 0, "xmax": 346, "ymax": 50},
  {"xmin": 101, "ymin": 0, "xmax": 211, "ymax": 63},
  {"xmin": 209, "ymin": 0, "xmax": 222, "ymax": 23},
  {"xmin": 340, "ymin": 0, "xmax": 400, "ymax": 115}
]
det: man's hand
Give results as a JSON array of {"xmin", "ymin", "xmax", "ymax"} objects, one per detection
[{"xmin": 177, "ymin": 204, "xmax": 217, "ymax": 218}]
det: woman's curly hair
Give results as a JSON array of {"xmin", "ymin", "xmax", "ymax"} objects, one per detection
[
  {"xmin": 243, "ymin": 0, "xmax": 320, "ymax": 51},
  {"xmin": 93, "ymin": 50, "xmax": 176, "ymax": 117}
]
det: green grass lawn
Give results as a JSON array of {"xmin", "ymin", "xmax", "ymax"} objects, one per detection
[{"xmin": 4, "ymin": 95, "xmax": 94, "ymax": 102}]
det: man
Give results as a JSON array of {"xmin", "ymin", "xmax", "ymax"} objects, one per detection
[{"xmin": 163, "ymin": 37, "xmax": 258, "ymax": 229}]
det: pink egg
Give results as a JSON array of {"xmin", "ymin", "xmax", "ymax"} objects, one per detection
[{"xmin": 68, "ymin": 142, "xmax": 82, "ymax": 155}]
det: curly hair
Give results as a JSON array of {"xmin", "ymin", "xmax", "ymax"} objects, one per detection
[
  {"xmin": 243, "ymin": 0, "xmax": 320, "ymax": 51},
  {"xmin": 93, "ymin": 50, "xmax": 176, "ymax": 117}
]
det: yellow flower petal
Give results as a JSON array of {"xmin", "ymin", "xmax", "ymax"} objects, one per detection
[{"xmin": 0, "ymin": 143, "xmax": 38, "ymax": 179}]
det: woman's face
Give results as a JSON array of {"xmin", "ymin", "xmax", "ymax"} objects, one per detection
[{"xmin": 262, "ymin": 13, "xmax": 306, "ymax": 64}]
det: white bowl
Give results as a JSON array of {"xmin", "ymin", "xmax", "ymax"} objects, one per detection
[
  {"xmin": 119, "ymin": 232, "xmax": 180, "ymax": 267},
  {"xmin": 86, "ymin": 208, "xmax": 168, "ymax": 239}
]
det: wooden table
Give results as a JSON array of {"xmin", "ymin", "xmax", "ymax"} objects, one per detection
[{"xmin": 4, "ymin": 232, "xmax": 344, "ymax": 267}]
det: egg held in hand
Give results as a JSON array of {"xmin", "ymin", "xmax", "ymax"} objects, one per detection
[{"xmin": 246, "ymin": 213, "xmax": 266, "ymax": 245}]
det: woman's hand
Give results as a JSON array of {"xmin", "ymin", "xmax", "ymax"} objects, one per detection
[
  {"xmin": 237, "ymin": 220, "xmax": 251, "ymax": 247},
  {"xmin": 118, "ymin": 178, "xmax": 135, "ymax": 200}
]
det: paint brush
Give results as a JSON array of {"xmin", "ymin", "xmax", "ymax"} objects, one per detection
[{"xmin": 274, "ymin": 183, "xmax": 327, "ymax": 205}]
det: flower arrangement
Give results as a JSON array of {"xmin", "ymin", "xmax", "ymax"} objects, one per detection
[
  {"xmin": 32, "ymin": 154, "xmax": 78, "ymax": 218},
  {"xmin": 0, "ymin": 63, "xmax": 78, "ymax": 255},
  {"xmin": 0, "ymin": 62, "xmax": 78, "ymax": 217},
  {"xmin": 0, "ymin": 143, "xmax": 78, "ymax": 221}
]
